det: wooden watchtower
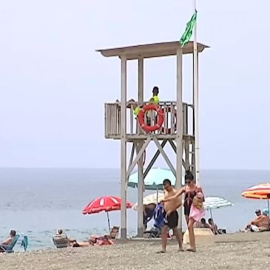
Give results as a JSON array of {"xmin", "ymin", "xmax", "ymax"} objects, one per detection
[{"xmin": 97, "ymin": 41, "xmax": 208, "ymax": 238}]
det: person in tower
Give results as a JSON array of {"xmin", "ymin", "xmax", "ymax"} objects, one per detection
[{"xmin": 116, "ymin": 86, "xmax": 160, "ymax": 117}]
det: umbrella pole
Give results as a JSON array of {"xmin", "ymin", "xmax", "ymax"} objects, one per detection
[
  {"xmin": 106, "ymin": 212, "xmax": 111, "ymax": 232},
  {"xmin": 210, "ymin": 209, "xmax": 213, "ymax": 220},
  {"xmin": 268, "ymin": 199, "xmax": 270, "ymax": 215}
]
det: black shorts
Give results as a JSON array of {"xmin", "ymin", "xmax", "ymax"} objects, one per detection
[
  {"xmin": 184, "ymin": 205, "xmax": 191, "ymax": 216},
  {"xmin": 163, "ymin": 210, "xmax": 178, "ymax": 229}
]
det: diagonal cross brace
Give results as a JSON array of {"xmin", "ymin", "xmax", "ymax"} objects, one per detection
[
  {"xmin": 152, "ymin": 137, "xmax": 176, "ymax": 176},
  {"xmin": 126, "ymin": 137, "xmax": 151, "ymax": 179},
  {"xmin": 143, "ymin": 140, "xmax": 167, "ymax": 179},
  {"xmin": 168, "ymin": 139, "xmax": 188, "ymax": 171}
]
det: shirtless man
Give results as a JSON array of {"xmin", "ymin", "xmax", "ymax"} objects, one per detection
[
  {"xmin": 245, "ymin": 209, "xmax": 262, "ymax": 230},
  {"xmin": 246, "ymin": 209, "xmax": 269, "ymax": 231},
  {"xmin": 0, "ymin": 230, "xmax": 16, "ymax": 252},
  {"xmin": 158, "ymin": 179, "xmax": 183, "ymax": 253}
]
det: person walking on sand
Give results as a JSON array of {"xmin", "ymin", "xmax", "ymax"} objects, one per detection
[
  {"xmin": 157, "ymin": 179, "xmax": 183, "ymax": 253},
  {"xmin": 163, "ymin": 171, "xmax": 204, "ymax": 252}
]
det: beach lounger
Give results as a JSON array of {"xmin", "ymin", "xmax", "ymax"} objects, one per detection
[
  {"xmin": 0, "ymin": 234, "xmax": 20, "ymax": 253},
  {"xmin": 52, "ymin": 234, "xmax": 69, "ymax": 248},
  {"xmin": 143, "ymin": 228, "xmax": 160, "ymax": 238}
]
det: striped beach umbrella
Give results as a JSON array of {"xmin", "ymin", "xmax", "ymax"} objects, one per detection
[
  {"xmin": 203, "ymin": 196, "xmax": 233, "ymax": 219},
  {"xmin": 132, "ymin": 192, "xmax": 165, "ymax": 210},
  {"xmin": 242, "ymin": 183, "xmax": 270, "ymax": 198},
  {"xmin": 242, "ymin": 183, "xmax": 270, "ymax": 213}
]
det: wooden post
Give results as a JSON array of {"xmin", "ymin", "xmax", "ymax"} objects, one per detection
[
  {"xmin": 120, "ymin": 55, "xmax": 127, "ymax": 239},
  {"xmin": 191, "ymin": 52, "xmax": 197, "ymax": 176},
  {"xmin": 176, "ymin": 48, "xmax": 183, "ymax": 230},
  {"xmin": 137, "ymin": 58, "xmax": 144, "ymax": 237},
  {"xmin": 194, "ymin": 49, "xmax": 200, "ymax": 185},
  {"xmin": 193, "ymin": 0, "xmax": 200, "ymax": 186}
]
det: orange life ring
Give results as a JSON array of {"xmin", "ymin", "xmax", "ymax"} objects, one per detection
[
  {"xmin": 161, "ymin": 107, "xmax": 177, "ymax": 134},
  {"xmin": 138, "ymin": 104, "xmax": 164, "ymax": 133}
]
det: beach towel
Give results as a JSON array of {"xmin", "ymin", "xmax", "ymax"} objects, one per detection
[
  {"xmin": 21, "ymin": 235, "xmax": 29, "ymax": 251},
  {"xmin": 153, "ymin": 203, "xmax": 164, "ymax": 229},
  {"xmin": 250, "ymin": 225, "xmax": 259, "ymax": 232}
]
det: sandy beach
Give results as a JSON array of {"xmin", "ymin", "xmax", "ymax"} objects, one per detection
[{"xmin": 1, "ymin": 232, "xmax": 270, "ymax": 270}]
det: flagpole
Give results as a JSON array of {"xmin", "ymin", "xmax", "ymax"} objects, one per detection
[{"xmin": 193, "ymin": 0, "xmax": 200, "ymax": 186}]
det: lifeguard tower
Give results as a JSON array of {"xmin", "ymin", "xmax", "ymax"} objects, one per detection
[{"xmin": 97, "ymin": 40, "xmax": 208, "ymax": 238}]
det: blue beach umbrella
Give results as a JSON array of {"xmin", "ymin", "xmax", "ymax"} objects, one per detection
[
  {"xmin": 128, "ymin": 167, "xmax": 184, "ymax": 190},
  {"xmin": 203, "ymin": 196, "xmax": 233, "ymax": 219}
]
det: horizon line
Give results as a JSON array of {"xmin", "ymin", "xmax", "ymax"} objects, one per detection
[{"xmin": 0, "ymin": 167, "xmax": 269, "ymax": 171}]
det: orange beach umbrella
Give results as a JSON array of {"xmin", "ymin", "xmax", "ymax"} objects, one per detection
[
  {"xmin": 242, "ymin": 183, "xmax": 270, "ymax": 212},
  {"xmin": 242, "ymin": 183, "xmax": 270, "ymax": 199}
]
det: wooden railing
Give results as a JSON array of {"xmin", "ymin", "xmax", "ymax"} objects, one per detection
[{"xmin": 105, "ymin": 101, "xmax": 193, "ymax": 138}]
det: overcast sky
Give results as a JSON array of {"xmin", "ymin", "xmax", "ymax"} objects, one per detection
[{"xmin": 0, "ymin": 0, "xmax": 269, "ymax": 170}]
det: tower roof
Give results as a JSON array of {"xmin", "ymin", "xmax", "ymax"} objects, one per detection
[{"xmin": 97, "ymin": 40, "xmax": 209, "ymax": 60}]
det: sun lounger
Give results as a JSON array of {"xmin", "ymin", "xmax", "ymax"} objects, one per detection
[
  {"xmin": 0, "ymin": 234, "xmax": 20, "ymax": 253},
  {"xmin": 52, "ymin": 234, "xmax": 69, "ymax": 248},
  {"xmin": 143, "ymin": 227, "xmax": 161, "ymax": 238}
]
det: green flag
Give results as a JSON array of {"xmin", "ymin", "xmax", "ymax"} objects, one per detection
[{"xmin": 180, "ymin": 10, "xmax": 197, "ymax": 47}]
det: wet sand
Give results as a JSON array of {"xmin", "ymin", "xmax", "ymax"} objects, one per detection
[{"xmin": 1, "ymin": 232, "xmax": 270, "ymax": 270}]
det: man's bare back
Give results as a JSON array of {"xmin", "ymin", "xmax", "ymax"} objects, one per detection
[{"xmin": 164, "ymin": 188, "xmax": 182, "ymax": 214}]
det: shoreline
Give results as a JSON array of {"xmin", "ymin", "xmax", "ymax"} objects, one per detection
[{"xmin": 1, "ymin": 232, "xmax": 270, "ymax": 270}]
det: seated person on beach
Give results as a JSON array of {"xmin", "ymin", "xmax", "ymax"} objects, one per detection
[
  {"xmin": 208, "ymin": 218, "xmax": 219, "ymax": 235},
  {"xmin": 52, "ymin": 229, "xmax": 70, "ymax": 248},
  {"xmin": 245, "ymin": 209, "xmax": 269, "ymax": 232},
  {"xmin": 143, "ymin": 203, "xmax": 165, "ymax": 238},
  {"xmin": 0, "ymin": 230, "xmax": 16, "ymax": 251},
  {"xmin": 110, "ymin": 226, "xmax": 119, "ymax": 239},
  {"xmin": 195, "ymin": 218, "xmax": 211, "ymax": 229},
  {"xmin": 245, "ymin": 209, "xmax": 262, "ymax": 230},
  {"xmin": 143, "ymin": 203, "xmax": 156, "ymax": 230},
  {"xmin": 55, "ymin": 229, "xmax": 67, "ymax": 238}
]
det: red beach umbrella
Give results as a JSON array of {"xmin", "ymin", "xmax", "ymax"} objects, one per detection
[{"xmin": 82, "ymin": 196, "xmax": 132, "ymax": 231}]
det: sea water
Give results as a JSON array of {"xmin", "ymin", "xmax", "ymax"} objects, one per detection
[{"xmin": 0, "ymin": 168, "xmax": 269, "ymax": 251}]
